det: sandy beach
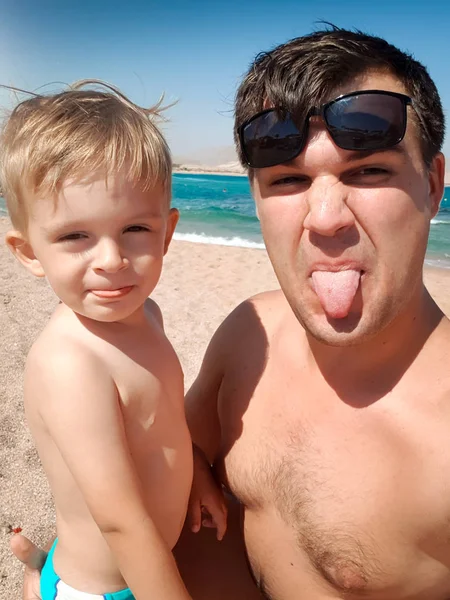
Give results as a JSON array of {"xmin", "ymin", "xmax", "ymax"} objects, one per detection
[{"xmin": 1, "ymin": 216, "xmax": 449, "ymax": 597}]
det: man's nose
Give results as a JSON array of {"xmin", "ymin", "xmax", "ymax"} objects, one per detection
[
  {"xmin": 92, "ymin": 238, "xmax": 128, "ymax": 273},
  {"xmin": 303, "ymin": 181, "xmax": 355, "ymax": 237}
]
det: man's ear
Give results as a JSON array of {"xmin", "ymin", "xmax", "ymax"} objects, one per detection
[
  {"xmin": 428, "ymin": 152, "xmax": 445, "ymax": 218},
  {"xmin": 163, "ymin": 208, "xmax": 179, "ymax": 255},
  {"xmin": 5, "ymin": 230, "xmax": 45, "ymax": 277},
  {"xmin": 248, "ymin": 174, "xmax": 260, "ymax": 221}
]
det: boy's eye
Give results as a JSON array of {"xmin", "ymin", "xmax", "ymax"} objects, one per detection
[
  {"xmin": 59, "ymin": 232, "xmax": 87, "ymax": 241},
  {"xmin": 124, "ymin": 225, "xmax": 150, "ymax": 233}
]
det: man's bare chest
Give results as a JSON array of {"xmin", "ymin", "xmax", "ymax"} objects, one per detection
[{"xmin": 219, "ymin": 373, "xmax": 450, "ymax": 596}]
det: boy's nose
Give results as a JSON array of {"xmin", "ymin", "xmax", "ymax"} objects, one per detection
[{"xmin": 92, "ymin": 239, "xmax": 128, "ymax": 273}]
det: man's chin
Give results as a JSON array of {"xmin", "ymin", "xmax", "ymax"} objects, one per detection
[{"xmin": 298, "ymin": 311, "xmax": 372, "ymax": 347}]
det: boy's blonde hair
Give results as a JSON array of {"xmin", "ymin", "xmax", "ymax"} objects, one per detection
[{"xmin": 0, "ymin": 80, "xmax": 172, "ymax": 231}]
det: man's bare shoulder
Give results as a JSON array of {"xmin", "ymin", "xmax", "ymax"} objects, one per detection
[
  {"xmin": 249, "ymin": 289, "xmax": 286, "ymax": 302},
  {"xmin": 247, "ymin": 288, "xmax": 290, "ymax": 311},
  {"xmin": 225, "ymin": 289, "xmax": 288, "ymax": 331},
  {"xmin": 438, "ymin": 312, "xmax": 450, "ymax": 336},
  {"xmin": 423, "ymin": 311, "xmax": 450, "ymax": 383},
  {"xmin": 205, "ymin": 289, "xmax": 290, "ymax": 365},
  {"xmin": 217, "ymin": 290, "xmax": 289, "ymax": 338}
]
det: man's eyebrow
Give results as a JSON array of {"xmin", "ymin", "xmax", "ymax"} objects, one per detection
[
  {"xmin": 280, "ymin": 145, "xmax": 406, "ymax": 170},
  {"xmin": 344, "ymin": 145, "xmax": 407, "ymax": 161}
]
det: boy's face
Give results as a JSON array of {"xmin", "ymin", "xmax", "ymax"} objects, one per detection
[{"xmin": 8, "ymin": 172, "xmax": 178, "ymax": 323}]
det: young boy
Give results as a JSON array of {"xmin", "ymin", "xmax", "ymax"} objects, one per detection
[{"xmin": 1, "ymin": 81, "xmax": 226, "ymax": 600}]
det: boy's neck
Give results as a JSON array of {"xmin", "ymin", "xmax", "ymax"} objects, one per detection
[{"xmin": 72, "ymin": 303, "xmax": 149, "ymax": 331}]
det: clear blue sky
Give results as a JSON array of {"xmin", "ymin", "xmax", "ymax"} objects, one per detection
[{"xmin": 0, "ymin": 0, "xmax": 449, "ymax": 160}]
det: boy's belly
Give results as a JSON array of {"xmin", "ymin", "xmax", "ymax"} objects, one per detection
[
  {"xmin": 123, "ymin": 385, "xmax": 194, "ymax": 549},
  {"xmin": 137, "ymin": 423, "xmax": 194, "ymax": 549},
  {"xmin": 53, "ymin": 422, "xmax": 193, "ymax": 592}
]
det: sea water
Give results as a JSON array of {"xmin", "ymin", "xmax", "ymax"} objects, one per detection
[
  {"xmin": 172, "ymin": 173, "xmax": 450, "ymax": 268},
  {"xmin": 1, "ymin": 173, "xmax": 449, "ymax": 267}
]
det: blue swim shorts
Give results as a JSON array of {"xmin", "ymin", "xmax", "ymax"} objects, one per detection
[{"xmin": 41, "ymin": 539, "xmax": 135, "ymax": 600}]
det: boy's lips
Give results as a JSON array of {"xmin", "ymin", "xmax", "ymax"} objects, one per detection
[{"xmin": 90, "ymin": 286, "xmax": 134, "ymax": 298}]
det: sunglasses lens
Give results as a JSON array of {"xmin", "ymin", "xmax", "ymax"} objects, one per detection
[
  {"xmin": 241, "ymin": 110, "xmax": 303, "ymax": 168},
  {"xmin": 325, "ymin": 93, "xmax": 407, "ymax": 150}
]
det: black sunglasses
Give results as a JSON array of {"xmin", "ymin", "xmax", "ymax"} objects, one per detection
[{"xmin": 238, "ymin": 90, "xmax": 412, "ymax": 169}]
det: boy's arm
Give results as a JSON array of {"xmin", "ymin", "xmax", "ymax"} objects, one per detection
[
  {"xmin": 188, "ymin": 444, "xmax": 227, "ymax": 540},
  {"xmin": 27, "ymin": 346, "xmax": 191, "ymax": 600}
]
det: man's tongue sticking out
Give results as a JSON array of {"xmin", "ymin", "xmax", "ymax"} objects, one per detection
[{"xmin": 311, "ymin": 270, "xmax": 361, "ymax": 319}]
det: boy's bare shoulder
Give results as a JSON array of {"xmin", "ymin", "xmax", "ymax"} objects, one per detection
[
  {"xmin": 24, "ymin": 331, "xmax": 115, "ymax": 422},
  {"xmin": 144, "ymin": 297, "xmax": 164, "ymax": 329},
  {"xmin": 25, "ymin": 309, "xmax": 108, "ymax": 385}
]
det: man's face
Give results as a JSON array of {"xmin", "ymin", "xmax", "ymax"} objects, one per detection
[{"xmin": 251, "ymin": 72, "xmax": 445, "ymax": 345}]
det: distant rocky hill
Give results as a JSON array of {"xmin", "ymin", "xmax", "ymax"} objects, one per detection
[
  {"xmin": 173, "ymin": 145, "xmax": 239, "ymax": 167},
  {"xmin": 173, "ymin": 160, "xmax": 245, "ymax": 175}
]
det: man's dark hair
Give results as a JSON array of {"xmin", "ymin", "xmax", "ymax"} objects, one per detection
[{"xmin": 234, "ymin": 25, "xmax": 445, "ymax": 168}]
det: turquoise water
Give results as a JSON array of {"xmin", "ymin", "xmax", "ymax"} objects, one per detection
[
  {"xmin": 1, "ymin": 173, "xmax": 449, "ymax": 267},
  {"xmin": 172, "ymin": 173, "xmax": 450, "ymax": 269},
  {"xmin": 172, "ymin": 174, "xmax": 263, "ymax": 247}
]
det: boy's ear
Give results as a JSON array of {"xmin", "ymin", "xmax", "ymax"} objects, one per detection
[
  {"xmin": 163, "ymin": 208, "xmax": 179, "ymax": 255},
  {"xmin": 5, "ymin": 230, "xmax": 45, "ymax": 277}
]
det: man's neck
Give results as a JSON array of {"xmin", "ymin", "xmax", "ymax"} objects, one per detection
[{"xmin": 306, "ymin": 285, "xmax": 444, "ymax": 406}]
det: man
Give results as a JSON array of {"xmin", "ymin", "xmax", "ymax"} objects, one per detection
[{"xmin": 12, "ymin": 26, "xmax": 450, "ymax": 599}]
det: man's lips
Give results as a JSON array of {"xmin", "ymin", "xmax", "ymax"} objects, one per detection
[
  {"xmin": 89, "ymin": 286, "xmax": 134, "ymax": 299},
  {"xmin": 309, "ymin": 261, "xmax": 365, "ymax": 275}
]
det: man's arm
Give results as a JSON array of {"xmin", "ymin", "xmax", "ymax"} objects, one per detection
[
  {"xmin": 26, "ymin": 345, "xmax": 191, "ymax": 600},
  {"xmin": 10, "ymin": 534, "xmax": 51, "ymax": 600},
  {"xmin": 184, "ymin": 308, "xmax": 233, "ymax": 463},
  {"xmin": 185, "ymin": 297, "xmax": 262, "ymax": 463}
]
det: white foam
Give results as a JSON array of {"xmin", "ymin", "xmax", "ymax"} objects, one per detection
[
  {"xmin": 431, "ymin": 219, "xmax": 449, "ymax": 225},
  {"xmin": 173, "ymin": 232, "xmax": 265, "ymax": 249},
  {"xmin": 425, "ymin": 257, "xmax": 450, "ymax": 269}
]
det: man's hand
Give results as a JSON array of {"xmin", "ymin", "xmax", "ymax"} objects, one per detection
[
  {"xmin": 188, "ymin": 445, "xmax": 228, "ymax": 541},
  {"xmin": 10, "ymin": 533, "xmax": 48, "ymax": 600}
]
